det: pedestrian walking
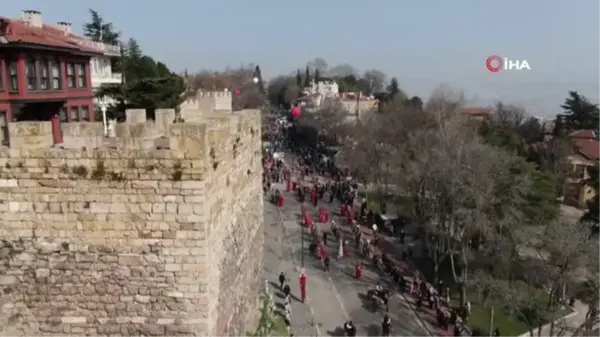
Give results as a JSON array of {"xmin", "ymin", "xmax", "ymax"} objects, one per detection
[
  {"xmin": 283, "ymin": 283, "xmax": 291, "ymax": 299},
  {"xmin": 324, "ymin": 256, "xmax": 330, "ymax": 272},
  {"xmin": 279, "ymin": 272, "xmax": 286, "ymax": 289},
  {"xmin": 381, "ymin": 314, "xmax": 391, "ymax": 336}
]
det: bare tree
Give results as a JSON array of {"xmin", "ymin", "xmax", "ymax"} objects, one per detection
[
  {"xmin": 494, "ymin": 102, "xmax": 527, "ymax": 130},
  {"xmin": 537, "ymin": 138, "xmax": 573, "ymax": 199},
  {"xmin": 362, "ymin": 69, "xmax": 387, "ymax": 94},
  {"xmin": 306, "ymin": 57, "xmax": 328, "ymax": 74},
  {"xmin": 328, "ymin": 63, "xmax": 357, "ymax": 78}
]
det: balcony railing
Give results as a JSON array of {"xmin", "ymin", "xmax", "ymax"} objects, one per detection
[{"xmin": 76, "ymin": 40, "xmax": 121, "ymax": 57}]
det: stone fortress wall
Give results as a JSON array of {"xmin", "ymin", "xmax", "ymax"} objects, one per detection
[{"xmin": 0, "ymin": 91, "xmax": 264, "ymax": 336}]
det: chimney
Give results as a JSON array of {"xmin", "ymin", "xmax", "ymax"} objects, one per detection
[
  {"xmin": 22, "ymin": 10, "xmax": 42, "ymax": 28},
  {"xmin": 56, "ymin": 21, "xmax": 71, "ymax": 34}
]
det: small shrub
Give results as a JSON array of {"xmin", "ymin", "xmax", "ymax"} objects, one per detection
[
  {"xmin": 172, "ymin": 170, "xmax": 183, "ymax": 181},
  {"xmin": 60, "ymin": 164, "xmax": 69, "ymax": 173},
  {"xmin": 109, "ymin": 171, "xmax": 125, "ymax": 181},
  {"xmin": 16, "ymin": 162, "xmax": 23, "ymax": 168},
  {"xmin": 44, "ymin": 166, "xmax": 49, "ymax": 174},
  {"xmin": 91, "ymin": 160, "xmax": 106, "ymax": 180},
  {"xmin": 71, "ymin": 165, "xmax": 88, "ymax": 178},
  {"xmin": 145, "ymin": 164, "xmax": 156, "ymax": 171},
  {"xmin": 4, "ymin": 162, "xmax": 10, "ymax": 169},
  {"xmin": 173, "ymin": 160, "xmax": 182, "ymax": 170}
]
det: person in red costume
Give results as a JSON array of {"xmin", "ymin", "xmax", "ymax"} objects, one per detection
[
  {"xmin": 355, "ymin": 261, "xmax": 363, "ymax": 279},
  {"xmin": 299, "ymin": 272, "xmax": 307, "ymax": 302}
]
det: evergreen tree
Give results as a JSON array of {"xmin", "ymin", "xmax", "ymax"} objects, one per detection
[
  {"xmin": 254, "ymin": 65, "xmax": 262, "ymax": 81},
  {"xmin": 304, "ymin": 66, "xmax": 311, "ymax": 87},
  {"xmin": 387, "ymin": 77, "xmax": 400, "ymax": 97},
  {"xmin": 560, "ymin": 91, "xmax": 600, "ymax": 132},
  {"xmin": 314, "ymin": 68, "xmax": 320, "ymax": 83},
  {"xmin": 83, "ymin": 9, "xmax": 120, "ymax": 44},
  {"xmin": 96, "ymin": 38, "xmax": 184, "ymax": 120},
  {"xmin": 296, "ymin": 69, "xmax": 302, "ymax": 87}
]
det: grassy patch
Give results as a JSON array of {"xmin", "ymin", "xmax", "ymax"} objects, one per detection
[
  {"xmin": 358, "ymin": 191, "xmax": 412, "ymax": 217},
  {"xmin": 455, "ymin": 293, "xmax": 528, "ymax": 336},
  {"xmin": 412, "ymin": 256, "xmax": 571, "ymax": 336},
  {"xmin": 455, "ymin": 283, "xmax": 572, "ymax": 336},
  {"xmin": 271, "ymin": 314, "xmax": 289, "ymax": 336}
]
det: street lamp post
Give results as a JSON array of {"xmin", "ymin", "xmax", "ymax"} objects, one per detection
[
  {"xmin": 301, "ymin": 217, "xmax": 305, "ymax": 268},
  {"xmin": 100, "ymin": 102, "xmax": 108, "ymax": 137}
]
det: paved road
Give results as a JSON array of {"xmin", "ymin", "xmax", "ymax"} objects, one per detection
[{"xmin": 263, "ymin": 181, "xmax": 432, "ymax": 336}]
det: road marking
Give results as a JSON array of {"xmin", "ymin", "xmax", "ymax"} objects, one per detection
[
  {"xmin": 307, "ymin": 304, "xmax": 322, "ymax": 336},
  {"xmin": 328, "ymin": 276, "xmax": 350, "ymax": 320}
]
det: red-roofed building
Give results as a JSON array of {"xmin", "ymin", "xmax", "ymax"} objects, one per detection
[
  {"xmin": 564, "ymin": 129, "xmax": 599, "ymax": 208},
  {"xmin": 462, "ymin": 107, "xmax": 492, "ymax": 120},
  {"xmin": 0, "ymin": 10, "xmax": 103, "ymax": 144}
]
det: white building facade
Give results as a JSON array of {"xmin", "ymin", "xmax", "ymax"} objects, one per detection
[{"xmin": 80, "ymin": 41, "xmax": 122, "ymax": 108}]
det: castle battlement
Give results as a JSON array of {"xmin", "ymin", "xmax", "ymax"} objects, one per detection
[
  {"xmin": 0, "ymin": 103, "xmax": 263, "ymax": 335},
  {"xmin": 179, "ymin": 90, "xmax": 234, "ymax": 123}
]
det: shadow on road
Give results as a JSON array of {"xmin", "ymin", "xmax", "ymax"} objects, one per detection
[
  {"xmin": 364, "ymin": 323, "xmax": 380, "ymax": 336},
  {"xmin": 326, "ymin": 326, "xmax": 345, "ymax": 336},
  {"xmin": 357, "ymin": 292, "xmax": 376, "ymax": 313}
]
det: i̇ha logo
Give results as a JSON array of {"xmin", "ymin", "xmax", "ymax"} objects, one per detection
[{"xmin": 485, "ymin": 55, "xmax": 531, "ymax": 73}]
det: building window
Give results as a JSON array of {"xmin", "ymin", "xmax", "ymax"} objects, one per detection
[
  {"xmin": 80, "ymin": 106, "xmax": 90, "ymax": 121},
  {"xmin": 573, "ymin": 164, "xmax": 587, "ymax": 180},
  {"xmin": 59, "ymin": 107, "xmax": 68, "ymax": 122},
  {"xmin": 67, "ymin": 63, "xmax": 75, "ymax": 88},
  {"xmin": 26, "ymin": 58, "xmax": 37, "ymax": 90},
  {"xmin": 8, "ymin": 61, "xmax": 18, "ymax": 91},
  {"xmin": 69, "ymin": 106, "xmax": 79, "ymax": 121},
  {"xmin": 76, "ymin": 63, "xmax": 86, "ymax": 88},
  {"xmin": 40, "ymin": 59, "xmax": 50, "ymax": 90},
  {"xmin": 50, "ymin": 60, "xmax": 61, "ymax": 90}
]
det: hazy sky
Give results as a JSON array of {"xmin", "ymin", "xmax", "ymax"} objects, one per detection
[{"xmin": 6, "ymin": 0, "xmax": 599, "ymax": 116}]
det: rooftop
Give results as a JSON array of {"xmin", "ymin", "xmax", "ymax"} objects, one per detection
[
  {"xmin": 462, "ymin": 107, "xmax": 493, "ymax": 116},
  {"xmin": 0, "ymin": 10, "xmax": 104, "ymax": 54},
  {"xmin": 570, "ymin": 129, "xmax": 599, "ymax": 161}
]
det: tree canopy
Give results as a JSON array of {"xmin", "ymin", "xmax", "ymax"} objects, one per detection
[{"xmin": 87, "ymin": 11, "xmax": 185, "ymax": 120}]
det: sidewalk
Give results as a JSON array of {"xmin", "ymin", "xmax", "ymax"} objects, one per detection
[{"xmin": 524, "ymin": 300, "xmax": 598, "ymax": 337}]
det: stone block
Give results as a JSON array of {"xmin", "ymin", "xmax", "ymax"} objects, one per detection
[{"xmin": 0, "ymin": 109, "xmax": 263, "ymax": 336}]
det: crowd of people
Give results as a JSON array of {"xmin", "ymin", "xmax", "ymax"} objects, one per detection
[{"xmin": 263, "ymin": 111, "xmax": 469, "ymax": 336}]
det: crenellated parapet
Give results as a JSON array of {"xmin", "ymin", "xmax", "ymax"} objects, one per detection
[{"xmin": 0, "ymin": 103, "xmax": 263, "ymax": 335}]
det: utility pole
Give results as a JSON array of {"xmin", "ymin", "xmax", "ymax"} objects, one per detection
[
  {"xmin": 489, "ymin": 308, "xmax": 494, "ymax": 337},
  {"xmin": 300, "ymin": 215, "xmax": 305, "ymax": 268},
  {"xmin": 355, "ymin": 91, "xmax": 360, "ymax": 125}
]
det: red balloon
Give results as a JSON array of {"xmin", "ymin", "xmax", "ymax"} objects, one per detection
[
  {"xmin": 235, "ymin": 89, "xmax": 241, "ymax": 96},
  {"xmin": 291, "ymin": 106, "xmax": 301, "ymax": 118}
]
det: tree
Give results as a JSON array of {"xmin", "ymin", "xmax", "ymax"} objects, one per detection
[
  {"xmin": 329, "ymin": 64, "xmax": 356, "ymax": 78},
  {"xmin": 95, "ymin": 38, "xmax": 184, "ymax": 120},
  {"xmin": 314, "ymin": 68, "xmax": 321, "ymax": 83},
  {"xmin": 83, "ymin": 9, "xmax": 120, "ymax": 44},
  {"xmin": 304, "ymin": 66, "xmax": 311, "ymax": 87},
  {"xmin": 307, "ymin": 57, "xmax": 328, "ymax": 74},
  {"xmin": 296, "ymin": 69, "xmax": 302, "ymax": 87},
  {"xmin": 362, "ymin": 69, "xmax": 386, "ymax": 94},
  {"xmin": 267, "ymin": 76, "xmax": 298, "ymax": 108},
  {"xmin": 387, "ymin": 77, "xmax": 401, "ymax": 97},
  {"xmin": 560, "ymin": 91, "xmax": 600, "ymax": 131}
]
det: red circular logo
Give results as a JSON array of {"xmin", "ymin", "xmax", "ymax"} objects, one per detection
[{"xmin": 485, "ymin": 55, "xmax": 503, "ymax": 73}]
